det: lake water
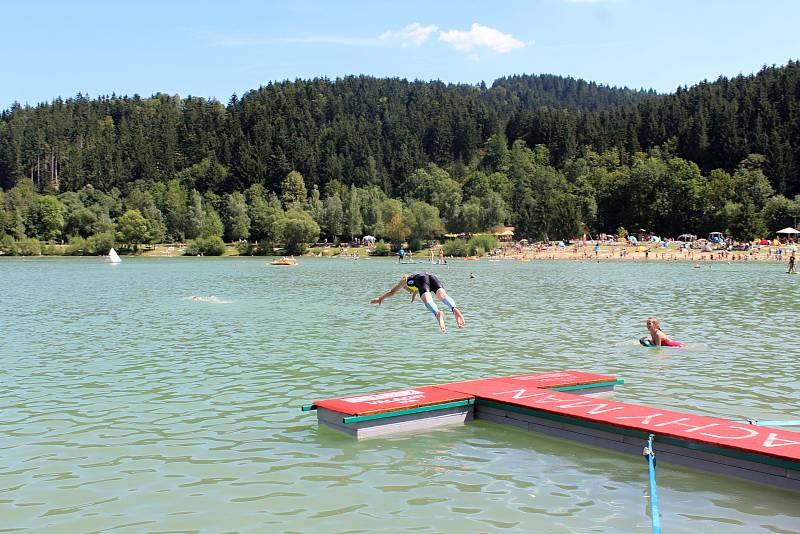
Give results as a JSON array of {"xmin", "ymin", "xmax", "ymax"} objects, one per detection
[{"xmin": 2, "ymin": 256, "xmax": 799, "ymax": 533}]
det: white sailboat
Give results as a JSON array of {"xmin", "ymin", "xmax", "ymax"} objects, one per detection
[{"xmin": 105, "ymin": 247, "xmax": 122, "ymax": 264}]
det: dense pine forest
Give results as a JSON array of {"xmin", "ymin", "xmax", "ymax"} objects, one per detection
[{"xmin": 1, "ymin": 62, "xmax": 799, "ymax": 255}]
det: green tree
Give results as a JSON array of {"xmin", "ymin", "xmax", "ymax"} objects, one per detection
[
  {"xmin": 200, "ymin": 207, "xmax": 224, "ymax": 238},
  {"xmin": 761, "ymin": 195, "xmax": 794, "ymax": 232},
  {"xmin": 282, "ymin": 208, "xmax": 320, "ymax": 255},
  {"xmin": 322, "ymin": 193, "xmax": 344, "ymax": 241},
  {"xmin": 6, "ymin": 180, "xmax": 36, "ymax": 238},
  {"xmin": 443, "ymin": 238, "xmax": 469, "ymax": 257},
  {"xmin": 384, "ymin": 212, "xmax": 410, "ymax": 245},
  {"xmin": 344, "ymin": 186, "xmax": 363, "ymax": 239},
  {"xmin": 733, "ymin": 155, "xmax": 774, "ymax": 210},
  {"xmin": 480, "ymin": 192, "xmax": 509, "ymax": 231},
  {"xmin": 117, "ymin": 209, "xmax": 149, "ymax": 248},
  {"xmin": 248, "ymin": 191, "xmax": 285, "ymax": 250},
  {"xmin": 467, "ymin": 233, "xmax": 498, "ymax": 255},
  {"xmin": 246, "ymin": 187, "xmax": 269, "ymax": 242},
  {"xmin": 404, "ymin": 164, "xmax": 462, "ymax": 228},
  {"xmin": 158, "ymin": 180, "xmax": 189, "ymax": 241},
  {"xmin": 25, "ymin": 195, "xmax": 64, "ymax": 241},
  {"xmin": 306, "ymin": 185, "xmax": 323, "ymax": 225},
  {"xmin": 458, "ymin": 197, "xmax": 482, "ymax": 233},
  {"xmin": 548, "ymin": 192, "xmax": 583, "ymax": 239},
  {"xmin": 0, "ymin": 191, "xmax": 10, "ymax": 237},
  {"xmin": 224, "ymin": 191, "xmax": 250, "ymax": 241},
  {"xmin": 186, "ymin": 190, "xmax": 206, "ymax": 240},
  {"xmin": 728, "ymin": 200, "xmax": 766, "ymax": 240},
  {"xmin": 482, "ymin": 132, "xmax": 510, "ymax": 173},
  {"xmin": 404, "ymin": 200, "xmax": 445, "ymax": 241},
  {"xmin": 176, "ymin": 156, "xmax": 230, "ymax": 192},
  {"xmin": 281, "ymin": 170, "xmax": 307, "ymax": 207},
  {"xmin": 379, "ymin": 198, "xmax": 404, "ymax": 240},
  {"xmin": 359, "ymin": 186, "xmax": 386, "ymax": 237},
  {"xmin": 185, "ymin": 236, "xmax": 226, "ymax": 256},
  {"xmin": 125, "ymin": 188, "xmax": 166, "ymax": 243}
]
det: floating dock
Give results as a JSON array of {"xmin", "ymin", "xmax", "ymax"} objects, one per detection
[{"xmin": 303, "ymin": 370, "xmax": 800, "ymax": 492}]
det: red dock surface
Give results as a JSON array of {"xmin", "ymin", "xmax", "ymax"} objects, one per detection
[
  {"xmin": 310, "ymin": 370, "xmax": 613, "ymax": 416},
  {"xmin": 307, "ymin": 370, "xmax": 800, "ymax": 488},
  {"xmin": 439, "ymin": 370, "xmax": 617, "ymax": 392},
  {"xmin": 436, "ymin": 380, "xmax": 800, "ymax": 462}
]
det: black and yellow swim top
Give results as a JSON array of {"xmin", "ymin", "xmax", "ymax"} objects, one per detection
[{"xmin": 404, "ymin": 272, "xmax": 443, "ymax": 295}]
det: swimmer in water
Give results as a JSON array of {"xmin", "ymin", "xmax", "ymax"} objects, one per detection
[
  {"xmin": 371, "ymin": 272, "xmax": 465, "ymax": 332},
  {"xmin": 645, "ymin": 316, "xmax": 685, "ymax": 348},
  {"xmin": 191, "ymin": 295, "xmax": 218, "ymax": 303}
]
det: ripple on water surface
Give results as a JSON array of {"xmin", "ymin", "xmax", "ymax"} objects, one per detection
[{"xmin": 1, "ymin": 257, "xmax": 799, "ymax": 532}]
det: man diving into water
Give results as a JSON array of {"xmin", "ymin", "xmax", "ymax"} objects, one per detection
[{"xmin": 371, "ymin": 272, "xmax": 465, "ymax": 332}]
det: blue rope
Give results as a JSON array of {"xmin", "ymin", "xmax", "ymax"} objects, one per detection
[
  {"xmin": 747, "ymin": 419, "xmax": 800, "ymax": 427},
  {"xmin": 644, "ymin": 434, "xmax": 662, "ymax": 534}
]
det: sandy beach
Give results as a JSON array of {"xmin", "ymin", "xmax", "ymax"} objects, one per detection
[
  {"xmin": 502, "ymin": 244, "xmax": 795, "ymax": 264},
  {"xmin": 136, "ymin": 242, "xmax": 798, "ymax": 266}
]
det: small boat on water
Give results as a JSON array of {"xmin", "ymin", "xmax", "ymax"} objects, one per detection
[
  {"xmin": 270, "ymin": 257, "xmax": 298, "ymax": 266},
  {"xmin": 464, "ymin": 256, "xmax": 480, "ymax": 261},
  {"xmin": 105, "ymin": 248, "xmax": 122, "ymax": 264}
]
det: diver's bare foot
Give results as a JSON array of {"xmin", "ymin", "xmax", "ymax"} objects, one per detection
[
  {"xmin": 453, "ymin": 307, "xmax": 465, "ymax": 328},
  {"xmin": 436, "ymin": 310, "xmax": 447, "ymax": 332}
]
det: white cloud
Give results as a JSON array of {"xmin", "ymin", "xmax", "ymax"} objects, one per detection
[
  {"xmin": 438, "ymin": 23, "xmax": 525, "ymax": 54},
  {"xmin": 379, "ymin": 23, "xmax": 439, "ymax": 48}
]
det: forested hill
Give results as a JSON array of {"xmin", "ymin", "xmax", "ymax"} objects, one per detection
[
  {"xmin": 1, "ymin": 64, "xmax": 799, "ymax": 248},
  {"xmin": 508, "ymin": 61, "xmax": 800, "ymax": 195},
  {"xmin": 488, "ymin": 74, "xmax": 657, "ymax": 113},
  {"xmin": 0, "ymin": 74, "xmax": 653, "ymax": 195}
]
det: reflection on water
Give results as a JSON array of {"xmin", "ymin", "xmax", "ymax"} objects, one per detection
[{"xmin": 1, "ymin": 257, "xmax": 799, "ymax": 532}]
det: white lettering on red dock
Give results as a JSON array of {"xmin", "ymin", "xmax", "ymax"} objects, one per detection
[
  {"xmin": 313, "ymin": 385, "xmax": 473, "ymax": 416},
  {"xmin": 473, "ymin": 387, "xmax": 800, "ymax": 459},
  {"xmin": 342, "ymin": 390, "xmax": 424, "ymax": 403}
]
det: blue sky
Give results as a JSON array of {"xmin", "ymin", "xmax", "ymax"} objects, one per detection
[{"xmin": 3, "ymin": 0, "xmax": 798, "ymax": 108}]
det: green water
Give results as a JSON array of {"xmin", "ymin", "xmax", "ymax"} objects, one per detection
[{"xmin": 2, "ymin": 257, "xmax": 799, "ymax": 533}]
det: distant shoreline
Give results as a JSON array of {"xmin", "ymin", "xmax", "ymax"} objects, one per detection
[{"xmin": 2, "ymin": 244, "xmax": 794, "ymax": 265}]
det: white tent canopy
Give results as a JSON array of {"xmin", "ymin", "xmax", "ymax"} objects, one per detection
[{"xmin": 776, "ymin": 227, "xmax": 800, "ymax": 234}]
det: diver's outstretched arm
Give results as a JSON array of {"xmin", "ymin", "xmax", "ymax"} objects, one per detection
[{"xmin": 370, "ymin": 279, "xmax": 405, "ymax": 304}]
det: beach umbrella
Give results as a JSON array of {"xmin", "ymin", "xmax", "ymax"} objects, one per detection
[{"xmin": 776, "ymin": 227, "xmax": 800, "ymax": 235}]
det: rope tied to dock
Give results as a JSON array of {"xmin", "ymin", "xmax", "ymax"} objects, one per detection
[{"xmin": 642, "ymin": 434, "xmax": 662, "ymax": 534}]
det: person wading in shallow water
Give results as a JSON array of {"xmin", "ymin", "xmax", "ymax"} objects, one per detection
[{"xmin": 371, "ymin": 272, "xmax": 465, "ymax": 332}]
